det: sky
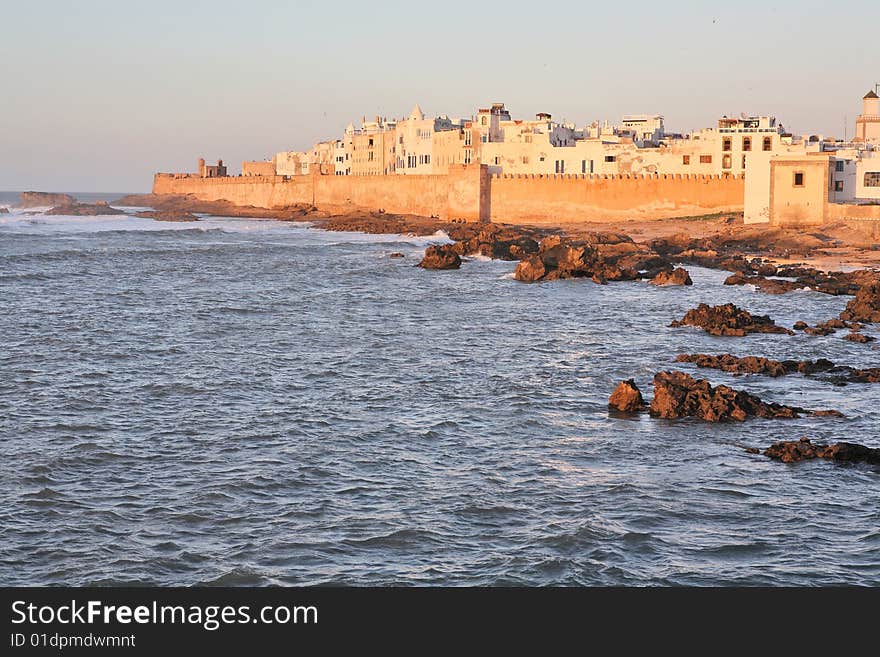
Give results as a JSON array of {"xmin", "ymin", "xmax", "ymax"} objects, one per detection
[{"xmin": 1, "ymin": 0, "xmax": 878, "ymax": 192}]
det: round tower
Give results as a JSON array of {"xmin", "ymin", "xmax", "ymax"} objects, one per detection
[{"xmin": 198, "ymin": 157, "xmax": 206, "ymax": 177}]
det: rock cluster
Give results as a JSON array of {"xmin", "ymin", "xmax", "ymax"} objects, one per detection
[
  {"xmin": 670, "ymin": 303, "xmax": 794, "ymax": 336},
  {"xmin": 755, "ymin": 438, "xmax": 880, "ymax": 465},
  {"xmin": 723, "ymin": 273, "xmax": 806, "ymax": 295},
  {"xmin": 135, "ymin": 210, "xmax": 199, "ymax": 222},
  {"xmin": 418, "ymin": 244, "xmax": 461, "ymax": 270}
]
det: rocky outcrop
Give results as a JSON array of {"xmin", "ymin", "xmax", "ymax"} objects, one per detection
[
  {"xmin": 840, "ymin": 280, "xmax": 880, "ymax": 323},
  {"xmin": 608, "ymin": 380, "xmax": 645, "ymax": 412},
  {"xmin": 44, "ymin": 201, "xmax": 126, "ymax": 216},
  {"xmin": 449, "ymin": 224, "xmax": 544, "ymax": 261},
  {"xmin": 675, "ymin": 353, "xmax": 880, "ymax": 384},
  {"xmin": 650, "ymin": 267, "xmax": 693, "ymax": 286},
  {"xmin": 135, "ymin": 210, "xmax": 199, "ymax": 222},
  {"xmin": 845, "ymin": 332, "xmax": 875, "ymax": 343},
  {"xmin": 723, "ymin": 273, "xmax": 806, "ymax": 295},
  {"xmin": 389, "ymin": 252, "xmax": 405, "ymax": 258},
  {"xmin": 670, "ymin": 303, "xmax": 794, "ymax": 336},
  {"xmin": 648, "ymin": 371, "xmax": 841, "ymax": 421},
  {"xmin": 757, "ymin": 437, "xmax": 880, "ymax": 465},
  {"xmin": 675, "ymin": 354, "xmax": 789, "ymax": 377},
  {"xmin": 513, "ymin": 234, "xmax": 668, "ymax": 283},
  {"xmin": 17, "ymin": 191, "xmax": 76, "ymax": 208},
  {"xmin": 0, "ymin": 207, "xmax": 9, "ymax": 214},
  {"xmin": 418, "ymin": 244, "xmax": 461, "ymax": 270}
]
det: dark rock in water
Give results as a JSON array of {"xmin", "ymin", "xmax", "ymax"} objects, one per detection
[
  {"xmin": 670, "ymin": 303, "xmax": 794, "ymax": 336},
  {"xmin": 648, "ymin": 370, "xmax": 826, "ymax": 421},
  {"xmin": 793, "ymin": 321, "xmax": 809, "ymax": 331},
  {"xmin": 676, "ymin": 353, "xmax": 880, "ymax": 385},
  {"xmin": 724, "ymin": 273, "xmax": 805, "ymax": 294},
  {"xmin": 0, "ymin": 207, "xmax": 8, "ymax": 214},
  {"xmin": 135, "ymin": 210, "xmax": 199, "ymax": 222},
  {"xmin": 651, "ymin": 267, "xmax": 692, "ymax": 286},
  {"xmin": 608, "ymin": 380, "xmax": 645, "ymax": 412},
  {"xmin": 675, "ymin": 354, "xmax": 789, "ymax": 377},
  {"xmin": 514, "ymin": 255, "xmax": 546, "ymax": 282},
  {"xmin": 760, "ymin": 437, "xmax": 880, "ymax": 465},
  {"xmin": 845, "ymin": 332, "xmax": 875, "ymax": 343},
  {"xmin": 44, "ymin": 201, "xmax": 126, "ymax": 216},
  {"xmin": 17, "ymin": 191, "xmax": 76, "ymax": 208},
  {"xmin": 418, "ymin": 244, "xmax": 461, "ymax": 270},
  {"xmin": 804, "ymin": 325, "xmax": 836, "ymax": 336},
  {"xmin": 389, "ymin": 252, "xmax": 405, "ymax": 258},
  {"xmin": 840, "ymin": 280, "xmax": 880, "ymax": 323}
]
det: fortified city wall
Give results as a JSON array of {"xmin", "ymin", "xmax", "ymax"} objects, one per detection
[{"xmin": 153, "ymin": 165, "xmax": 744, "ymax": 223}]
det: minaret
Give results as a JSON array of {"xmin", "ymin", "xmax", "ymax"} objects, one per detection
[{"xmin": 855, "ymin": 89, "xmax": 880, "ymax": 143}]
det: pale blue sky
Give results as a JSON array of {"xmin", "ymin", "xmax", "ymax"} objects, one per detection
[{"xmin": 1, "ymin": 0, "xmax": 877, "ymax": 191}]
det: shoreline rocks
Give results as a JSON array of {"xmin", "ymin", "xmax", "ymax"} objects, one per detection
[
  {"xmin": 755, "ymin": 438, "xmax": 880, "ymax": 465},
  {"xmin": 670, "ymin": 303, "xmax": 794, "ymax": 336}
]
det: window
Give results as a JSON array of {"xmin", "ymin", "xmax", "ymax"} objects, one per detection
[
  {"xmin": 555, "ymin": 160, "xmax": 565, "ymax": 173},
  {"xmin": 464, "ymin": 131, "xmax": 472, "ymax": 146},
  {"xmin": 524, "ymin": 135, "xmax": 532, "ymax": 143},
  {"xmin": 464, "ymin": 150, "xmax": 472, "ymax": 165},
  {"xmin": 368, "ymin": 138, "xmax": 374, "ymax": 147},
  {"xmin": 742, "ymin": 137, "xmax": 751, "ymax": 151},
  {"xmin": 481, "ymin": 116, "xmax": 487, "ymax": 125},
  {"xmin": 481, "ymin": 134, "xmax": 488, "ymax": 143},
  {"xmin": 723, "ymin": 138, "xmax": 732, "ymax": 152},
  {"xmin": 865, "ymin": 172, "xmax": 880, "ymax": 187},
  {"xmin": 604, "ymin": 155, "xmax": 616, "ymax": 163},
  {"xmin": 494, "ymin": 156, "xmax": 500, "ymax": 165},
  {"xmin": 722, "ymin": 154, "xmax": 731, "ymax": 169},
  {"xmin": 835, "ymin": 161, "xmax": 844, "ymax": 172},
  {"xmin": 700, "ymin": 155, "xmax": 712, "ymax": 164},
  {"xmin": 793, "ymin": 172, "xmax": 805, "ymax": 187},
  {"xmin": 522, "ymin": 156, "xmax": 529, "ymax": 164},
  {"xmin": 682, "ymin": 155, "xmax": 690, "ymax": 165},
  {"xmin": 834, "ymin": 180, "xmax": 844, "ymax": 192},
  {"xmin": 368, "ymin": 151, "xmax": 374, "ymax": 161},
  {"xmin": 763, "ymin": 137, "xmax": 772, "ymax": 151}
]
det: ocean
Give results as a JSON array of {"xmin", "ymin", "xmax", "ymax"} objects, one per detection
[{"xmin": 1, "ymin": 197, "xmax": 878, "ymax": 585}]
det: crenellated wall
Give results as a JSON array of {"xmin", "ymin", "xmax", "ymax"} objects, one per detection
[
  {"xmin": 153, "ymin": 167, "xmax": 743, "ymax": 224},
  {"xmin": 486, "ymin": 172, "xmax": 744, "ymax": 224}
]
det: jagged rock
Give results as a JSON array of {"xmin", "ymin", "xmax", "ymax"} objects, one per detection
[
  {"xmin": 724, "ymin": 273, "xmax": 805, "ymax": 294},
  {"xmin": 0, "ymin": 207, "xmax": 8, "ymax": 214},
  {"xmin": 418, "ymin": 244, "xmax": 461, "ymax": 270},
  {"xmin": 648, "ymin": 371, "xmax": 842, "ymax": 421},
  {"xmin": 845, "ymin": 332, "xmax": 875, "ymax": 343},
  {"xmin": 793, "ymin": 321, "xmax": 809, "ymax": 331},
  {"xmin": 840, "ymin": 280, "xmax": 880, "ymax": 323},
  {"xmin": 675, "ymin": 353, "xmax": 880, "ymax": 384},
  {"xmin": 608, "ymin": 380, "xmax": 645, "ymax": 412},
  {"xmin": 675, "ymin": 354, "xmax": 788, "ymax": 377},
  {"xmin": 389, "ymin": 252, "xmax": 405, "ymax": 258},
  {"xmin": 760, "ymin": 437, "xmax": 880, "ymax": 465},
  {"xmin": 651, "ymin": 267, "xmax": 693, "ymax": 286},
  {"xmin": 804, "ymin": 325, "xmax": 836, "ymax": 336},
  {"xmin": 648, "ymin": 371, "xmax": 824, "ymax": 421},
  {"xmin": 670, "ymin": 303, "xmax": 794, "ymax": 336}
]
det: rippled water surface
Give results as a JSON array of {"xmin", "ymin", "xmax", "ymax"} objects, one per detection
[{"xmin": 1, "ymin": 206, "xmax": 879, "ymax": 586}]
